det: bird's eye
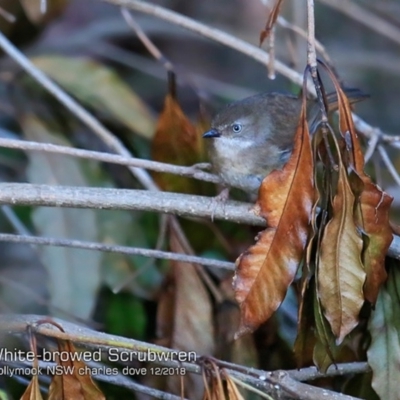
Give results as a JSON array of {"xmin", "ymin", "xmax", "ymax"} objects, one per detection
[{"xmin": 232, "ymin": 123, "xmax": 242, "ymax": 133}]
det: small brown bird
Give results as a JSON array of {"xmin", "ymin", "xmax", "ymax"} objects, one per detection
[{"xmin": 203, "ymin": 90, "xmax": 366, "ymax": 198}]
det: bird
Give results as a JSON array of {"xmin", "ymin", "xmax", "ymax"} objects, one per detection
[{"xmin": 203, "ymin": 89, "xmax": 366, "ymax": 199}]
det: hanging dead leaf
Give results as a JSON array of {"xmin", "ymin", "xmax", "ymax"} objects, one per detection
[
  {"xmin": 48, "ymin": 339, "xmax": 105, "ymax": 400},
  {"xmin": 155, "ymin": 231, "xmax": 214, "ymax": 400},
  {"xmin": 234, "ymin": 99, "xmax": 315, "ymax": 336},
  {"xmin": 326, "ymin": 68, "xmax": 393, "ymax": 304},
  {"xmin": 152, "ymin": 78, "xmax": 204, "ymax": 193},
  {"xmin": 20, "ymin": 375, "xmax": 43, "ymax": 400},
  {"xmin": 259, "ymin": 0, "xmax": 285, "ymax": 46},
  {"xmin": 20, "ymin": 331, "xmax": 44, "ymax": 400},
  {"xmin": 223, "ymin": 372, "xmax": 245, "ymax": 400},
  {"xmin": 202, "ymin": 360, "xmax": 225, "ymax": 400},
  {"xmin": 216, "ymin": 279, "xmax": 258, "ymax": 367},
  {"xmin": 318, "ymin": 162, "xmax": 366, "ymax": 344}
]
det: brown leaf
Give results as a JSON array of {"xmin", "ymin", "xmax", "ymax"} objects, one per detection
[
  {"xmin": 156, "ymin": 232, "xmax": 215, "ymax": 400},
  {"xmin": 152, "ymin": 94, "xmax": 203, "ymax": 193},
  {"xmin": 318, "ymin": 162, "xmax": 366, "ymax": 344},
  {"xmin": 20, "ymin": 376, "xmax": 43, "ymax": 400},
  {"xmin": 48, "ymin": 340, "xmax": 105, "ymax": 400},
  {"xmin": 216, "ymin": 279, "xmax": 258, "ymax": 367},
  {"xmin": 20, "ymin": 0, "xmax": 68, "ymax": 24},
  {"xmin": 224, "ymin": 373, "xmax": 245, "ymax": 400},
  {"xmin": 234, "ymin": 100, "xmax": 315, "ymax": 336},
  {"xmin": 329, "ymin": 74, "xmax": 393, "ymax": 304},
  {"xmin": 259, "ymin": 0, "xmax": 285, "ymax": 46}
]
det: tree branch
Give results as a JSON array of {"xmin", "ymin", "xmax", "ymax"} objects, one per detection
[
  {"xmin": 100, "ymin": 0, "xmax": 400, "ymax": 153},
  {"xmin": 0, "ymin": 233, "xmax": 235, "ymax": 271},
  {"xmin": 0, "ymin": 183, "xmax": 264, "ymax": 226},
  {"xmin": 0, "ymin": 137, "xmax": 220, "ymax": 184},
  {"xmin": 1, "ymin": 183, "xmax": 400, "ymax": 259},
  {"xmin": 0, "ymin": 314, "xmax": 367, "ymax": 400}
]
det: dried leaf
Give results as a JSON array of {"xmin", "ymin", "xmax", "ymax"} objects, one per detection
[
  {"xmin": 48, "ymin": 340, "xmax": 105, "ymax": 400},
  {"xmin": 156, "ymin": 232, "xmax": 214, "ymax": 399},
  {"xmin": 152, "ymin": 94, "xmax": 203, "ymax": 193},
  {"xmin": 259, "ymin": 0, "xmax": 285, "ymax": 46},
  {"xmin": 225, "ymin": 374, "xmax": 245, "ymax": 400},
  {"xmin": 313, "ymin": 280, "xmax": 339, "ymax": 372},
  {"xmin": 216, "ymin": 279, "xmax": 258, "ymax": 367},
  {"xmin": 19, "ymin": 0, "xmax": 67, "ymax": 24},
  {"xmin": 367, "ymin": 263, "xmax": 400, "ymax": 400},
  {"xmin": 20, "ymin": 328, "xmax": 44, "ymax": 400},
  {"xmin": 234, "ymin": 101, "xmax": 314, "ymax": 336},
  {"xmin": 20, "ymin": 376, "xmax": 43, "ymax": 400},
  {"xmin": 294, "ymin": 278, "xmax": 316, "ymax": 367},
  {"xmin": 330, "ymin": 75, "xmax": 393, "ymax": 304},
  {"xmin": 318, "ymin": 162, "xmax": 365, "ymax": 344}
]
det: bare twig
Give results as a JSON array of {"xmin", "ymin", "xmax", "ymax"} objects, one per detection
[
  {"xmin": 101, "ymin": 0, "xmax": 303, "ymax": 86},
  {"xmin": 277, "ymin": 15, "xmax": 333, "ymax": 65},
  {"xmin": 0, "ymin": 137, "xmax": 220, "ymax": 184},
  {"xmin": 0, "ymin": 30, "xmax": 156, "ymax": 191},
  {"xmin": 306, "ymin": 0, "xmax": 317, "ymax": 69},
  {"xmin": 377, "ymin": 145, "xmax": 400, "ymax": 187},
  {"xmin": 363, "ymin": 131, "xmax": 380, "ymax": 164},
  {"xmin": 0, "ymin": 233, "xmax": 234, "ymax": 271},
  {"xmin": 318, "ymin": 0, "xmax": 400, "ymax": 47},
  {"xmin": 1, "ymin": 183, "xmax": 400, "ymax": 260},
  {"xmin": 267, "ymin": 26, "xmax": 276, "ymax": 79},
  {"xmin": 101, "ymin": 0, "xmax": 400, "ymax": 156},
  {"xmin": 0, "ymin": 6, "xmax": 16, "ymax": 23},
  {"xmin": 40, "ymin": 0, "xmax": 47, "ymax": 14},
  {"xmin": 121, "ymin": 8, "xmax": 173, "ymax": 71}
]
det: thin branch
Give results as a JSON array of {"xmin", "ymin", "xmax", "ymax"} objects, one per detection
[
  {"xmin": 121, "ymin": 8, "xmax": 173, "ymax": 71},
  {"xmin": 363, "ymin": 131, "xmax": 380, "ymax": 164},
  {"xmin": 0, "ymin": 233, "xmax": 235, "ymax": 271},
  {"xmin": 0, "ymin": 30, "xmax": 157, "ymax": 191},
  {"xmin": 0, "ymin": 314, "xmax": 368, "ymax": 400},
  {"xmin": 277, "ymin": 16, "xmax": 333, "ymax": 65},
  {"xmin": 40, "ymin": 0, "xmax": 47, "ymax": 14},
  {"xmin": 0, "ymin": 6, "xmax": 16, "ymax": 23},
  {"xmin": 101, "ymin": 0, "xmax": 400, "ymax": 155},
  {"xmin": 101, "ymin": 0, "xmax": 304, "ymax": 86},
  {"xmin": 318, "ymin": 0, "xmax": 400, "ymax": 47},
  {"xmin": 306, "ymin": 0, "xmax": 317, "ymax": 68},
  {"xmin": 377, "ymin": 145, "xmax": 400, "ymax": 187},
  {"xmin": 0, "ymin": 137, "xmax": 220, "ymax": 184},
  {"xmin": 1, "ymin": 183, "xmax": 400, "ymax": 259}
]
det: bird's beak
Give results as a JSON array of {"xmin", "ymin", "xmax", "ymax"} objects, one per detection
[{"xmin": 203, "ymin": 129, "xmax": 221, "ymax": 138}]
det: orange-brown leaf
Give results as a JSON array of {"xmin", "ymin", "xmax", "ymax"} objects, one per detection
[
  {"xmin": 259, "ymin": 0, "xmax": 285, "ymax": 46},
  {"xmin": 157, "ymin": 232, "xmax": 214, "ymax": 399},
  {"xmin": 234, "ymin": 102, "xmax": 314, "ymax": 336},
  {"xmin": 20, "ymin": 376, "xmax": 44, "ymax": 400},
  {"xmin": 224, "ymin": 373, "xmax": 245, "ymax": 400},
  {"xmin": 48, "ymin": 340, "xmax": 105, "ymax": 400},
  {"xmin": 318, "ymin": 163, "xmax": 366, "ymax": 344},
  {"xmin": 329, "ymin": 75, "xmax": 393, "ymax": 304},
  {"xmin": 152, "ymin": 94, "xmax": 202, "ymax": 193}
]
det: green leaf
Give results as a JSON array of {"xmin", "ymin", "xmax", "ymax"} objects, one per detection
[
  {"xmin": 31, "ymin": 55, "xmax": 155, "ymax": 138},
  {"xmin": 22, "ymin": 114, "xmax": 102, "ymax": 319}
]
